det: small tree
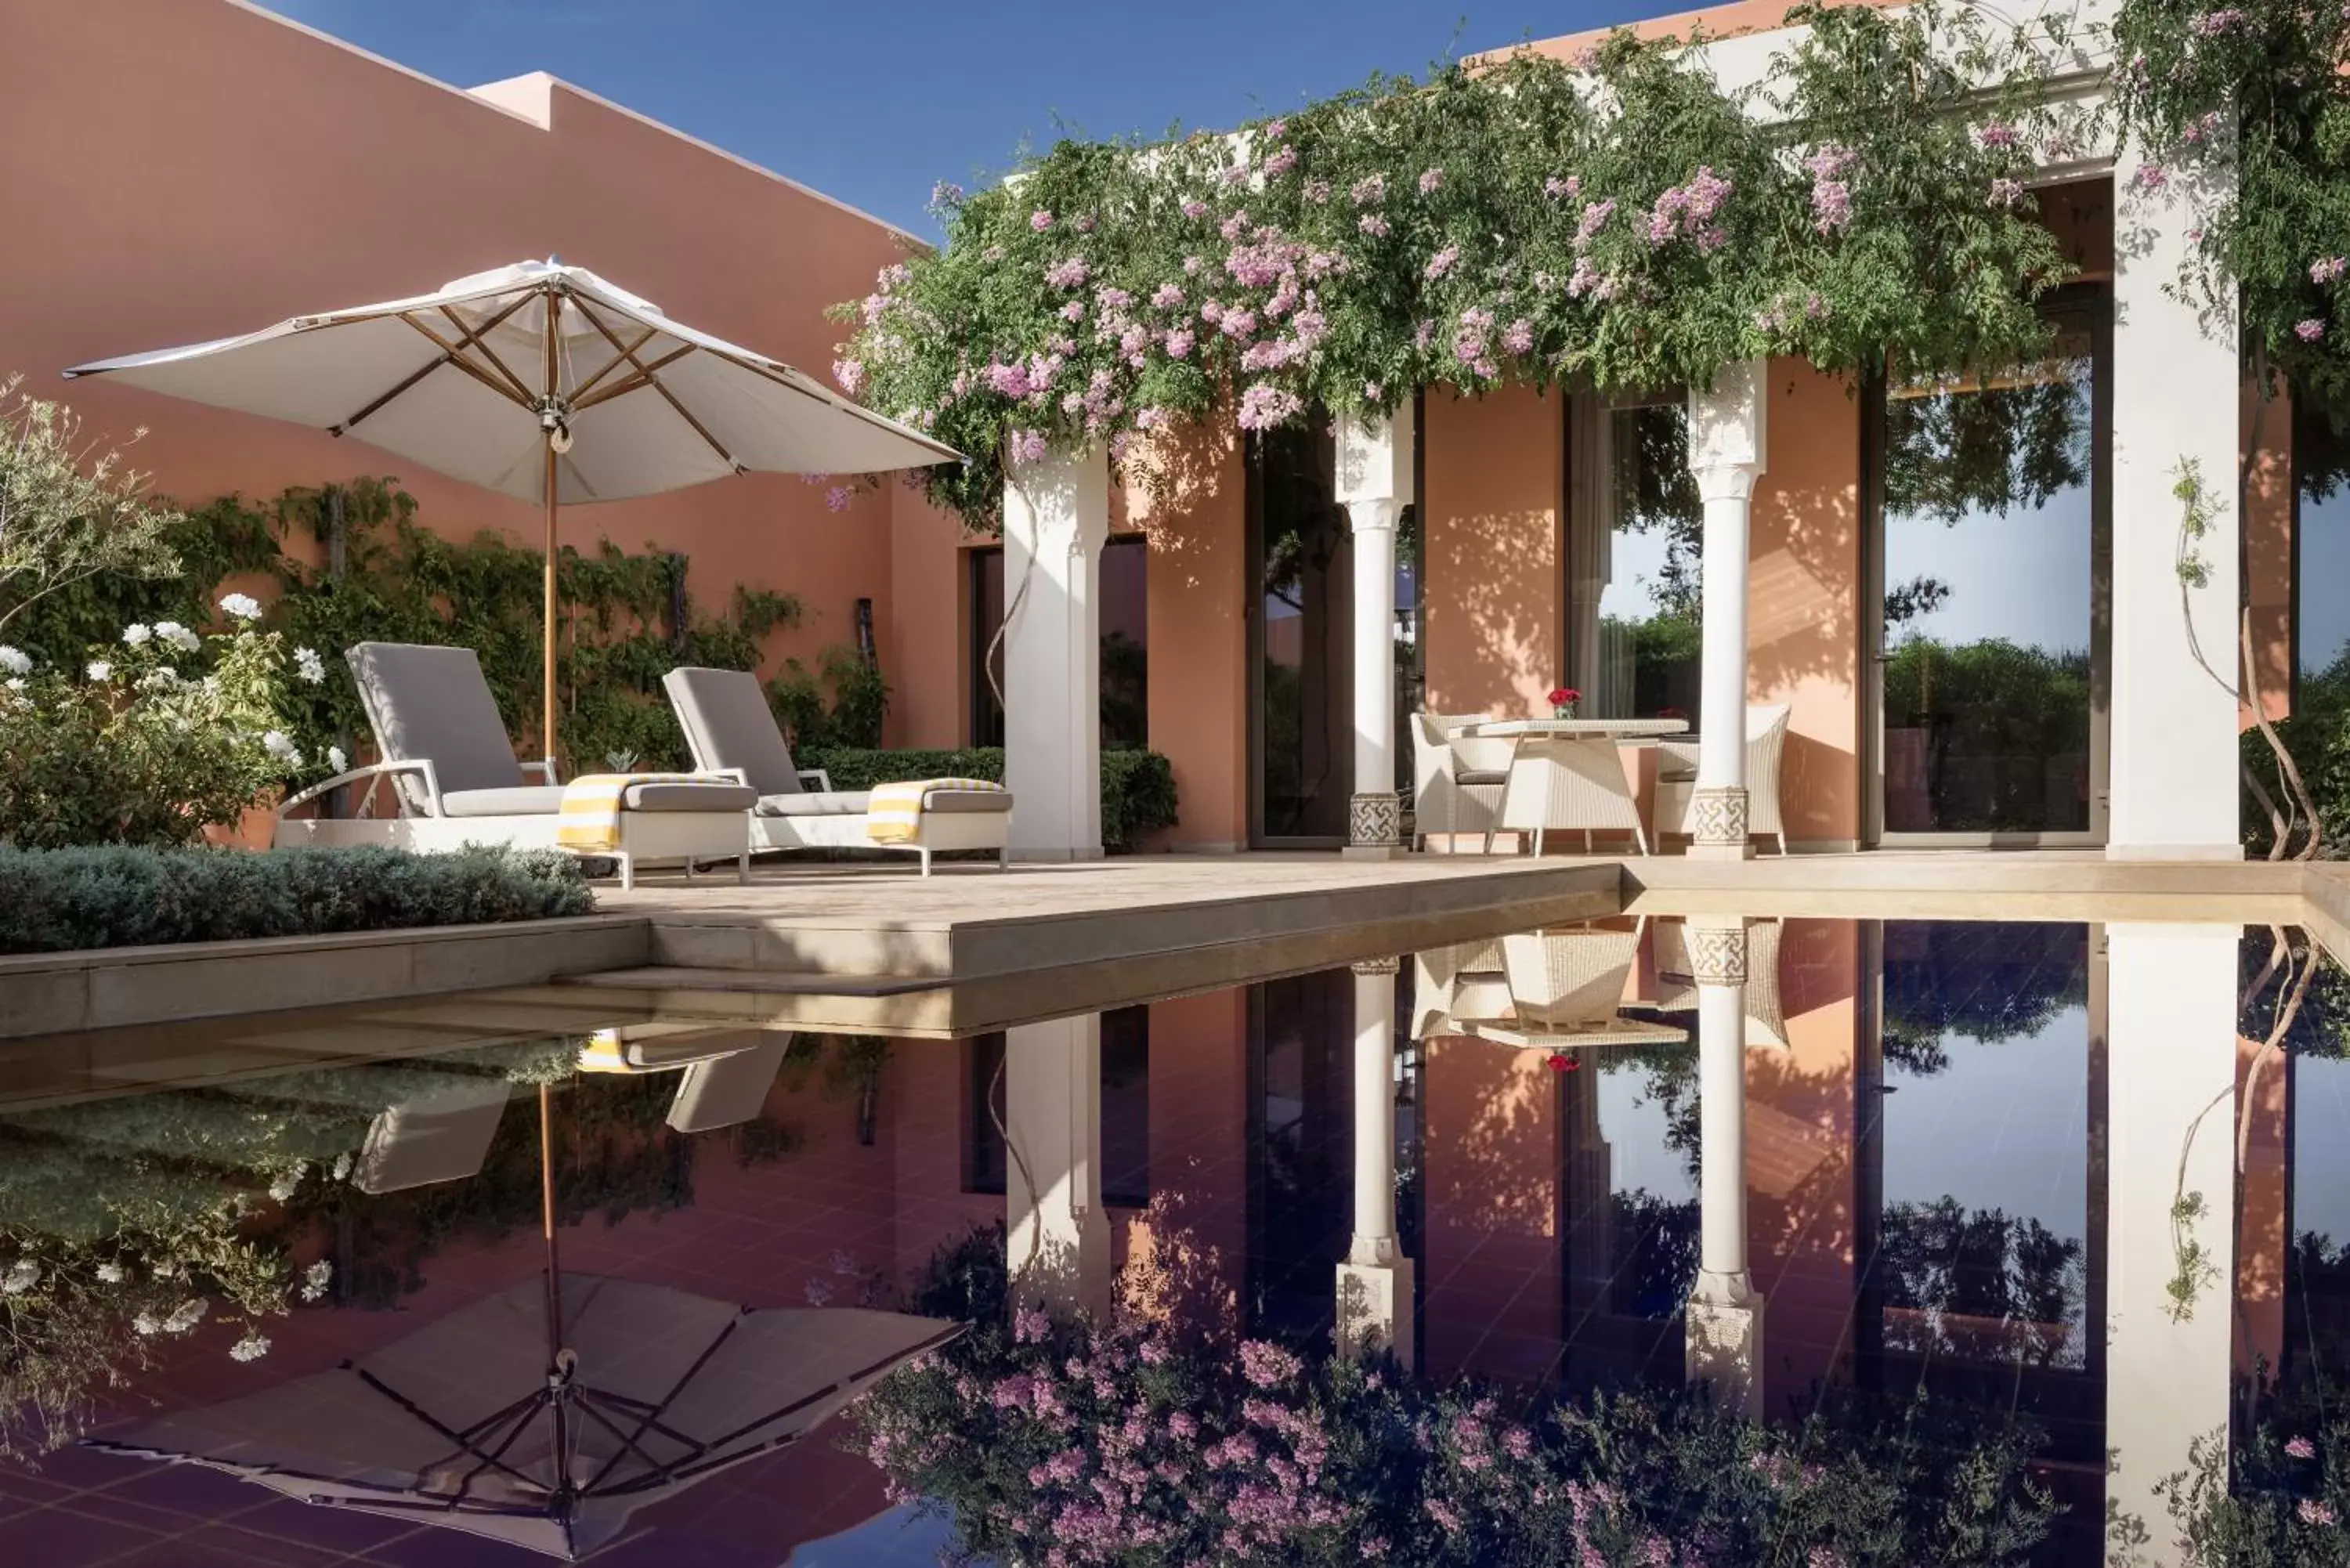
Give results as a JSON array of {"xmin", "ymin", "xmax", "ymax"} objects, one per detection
[{"xmin": 0, "ymin": 374, "xmax": 183, "ymax": 636}]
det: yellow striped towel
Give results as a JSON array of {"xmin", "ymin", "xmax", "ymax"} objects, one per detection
[
  {"xmin": 865, "ymin": 777, "xmax": 1004, "ymax": 845},
  {"xmin": 555, "ymin": 773, "xmax": 718, "ymax": 853}
]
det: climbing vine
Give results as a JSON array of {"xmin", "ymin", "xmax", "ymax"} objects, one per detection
[
  {"xmin": 837, "ymin": 2, "xmax": 2084, "ymax": 528},
  {"xmin": 0, "ymin": 475, "xmax": 876, "ymax": 774}
]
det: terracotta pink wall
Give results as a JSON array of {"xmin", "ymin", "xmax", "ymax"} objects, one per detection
[
  {"xmin": 888, "ymin": 490, "xmax": 974, "ymax": 748},
  {"xmin": 2244, "ymin": 385, "xmax": 2295, "ymax": 726},
  {"xmin": 1746, "ymin": 919, "xmax": 1863, "ymax": 1410},
  {"xmin": 1137, "ymin": 423, "xmax": 1252, "ymax": 849},
  {"xmin": 1749, "ymin": 361, "xmax": 1864, "ymax": 847},
  {"xmin": 1421, "ymin": 1037, "xmax": 1563, "ymax": 1381},
  {"xmin": 0, "ymin": 0, "xmax": 920, "ymax": 719},
  {"xmin": 1423, "ymin": 384, "xmax": 1567, "ymax": 718}
]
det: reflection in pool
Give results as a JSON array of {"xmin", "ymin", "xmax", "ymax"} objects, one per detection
[{"xmin": 0, "ymin": 918, "xmax": 2342, "ymax": 1565}]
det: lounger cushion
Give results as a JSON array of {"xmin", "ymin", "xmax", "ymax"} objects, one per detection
[
  {"xmin": 348, "ymin": 642, "xmax": 526, "ymax": 797},
  {"xmin": 440, "ymin": 782, "xmax": 757, "ymax": 817},
  {"xmin": 754, "ymin": 788, "xmax": 1013, "ymax": 818},
  {"xmin": 663, "ymin": 667, "xmax": 802, "ymax": 796},
  {"xmin": 757, "ymin": 790, "xmax": 872, "ymax": 817}
]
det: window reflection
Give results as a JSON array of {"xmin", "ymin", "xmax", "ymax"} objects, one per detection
[
  {"xmin": 1880, "ymin": 323, "xmax": 2099, "ymax": 835},
  {"xmin": 968, "ymin": 538, "xmax": 1149, "ymax": 750},
  {"xmin": 2294, "ymin": 404, "xmax": 2350, "ymax": 690},
  {"xmin": 1578, "ymin": 399, "xmax": 1704, "ymax": 725}
]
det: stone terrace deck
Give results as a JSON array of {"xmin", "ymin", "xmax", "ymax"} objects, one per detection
[{"xmin": 1, "ymin": 852, "xmax": 2337, "ymax": 1042}]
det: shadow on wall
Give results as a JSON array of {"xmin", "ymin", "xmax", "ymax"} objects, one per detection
[
  {"xmin": 1747, "ymin": 365, "xmax": 1864, "ymax": 844},
  {"xmin": 1424, "ymin": 385, "xmax": 1564, "ymax": 717}
]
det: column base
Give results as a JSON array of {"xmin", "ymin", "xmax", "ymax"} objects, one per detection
[
  {"xmin": 1347, "ymin": 792, "xmax": 1401, "ymax": 856},
  {"xmin": 1685, "ymin": 1285, "xmax": 1765, "ymax": 1420},
  {"xmin": 1336, "ymin": 1257, "xmax": 1415, "ymax": 1370},
  {"xmin": 1687, "ymin": 786, "xmax": 1753, "ymax": 861}
]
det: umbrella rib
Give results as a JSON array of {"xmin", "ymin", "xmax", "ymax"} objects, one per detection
[
  {"xmin": 350, "ymin": 1365, "xmax": 548, "ymax": 1497},
  {"xmin": 330, "ymin": 288, "xmax": 538, "ymax": 433},
  {"xmin": 576, "ymin": 1317, "xmax": 740, "ymax": 1494},
  {"xmin": 568, "ymin": 324, "xmax": 661, "ymax": 403},
  {"xmin": 568, "ymin": 344, "xmax": 696, "ymax": 414},
  {"xmin": 435, "ymin": 304, "xmax": 539, "ymax": 406},
  {"xmin": 682, "ymin": 1318, "xmax": 971, "ymax": 1459},
  {"xmin": 396, "ymin": 314, "xmax": 537, "ymax": 410},
  {"xmin": 568, "ymin": 298, "xmax": 743, "ymax": 472}
]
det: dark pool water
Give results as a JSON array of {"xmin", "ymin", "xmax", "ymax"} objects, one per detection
[{"xmin": 0, "ymin": 917, "xmax": 2341, "ymax": 1566}]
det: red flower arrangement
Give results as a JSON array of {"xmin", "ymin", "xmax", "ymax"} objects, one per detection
[
  {"xmin": 1546, "ymin": 1052, "xmax": 1580, "ymax": 1072},
  {"xmin": 1548, "ymin": 686, "xmax": 1581, "ymax": 718}
]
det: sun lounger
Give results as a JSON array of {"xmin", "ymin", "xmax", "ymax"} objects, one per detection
[
  {"xmin": 273, "ymin": 642, "xmax": 757, "ymax": 888},
  {"xmin": 662, "ymin": 666, "xmax": 1014, "ymax": 875}
]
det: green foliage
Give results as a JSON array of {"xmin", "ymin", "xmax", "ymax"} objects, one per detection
[
  {"xmin": 856, "ymin": 1221, "xmax": 2063, "ymax": 1567},
  {"xmin": 839, "ymin": 2, "xmax": 2074, "ymax": 529},
  {"xmin": 2250, "ymin": 651, "xmax": 2350, "ymax": 856},
  {"xmin": 0, "ymin": 618, "xmax": 318, "ymax": 849},
  {"xmin": 801, "ymin": 745, "xmax": 1179, "ymax": 851},
  {"xmin": 0, "ymin": 843, "xmax": 592, "ymax": 955},
  {"xmin": 2, "ymin": 476, "xmax": 805, "ymax": 777},
  {"xmin": 2110, "ymin": 0, "xmax": 2350, "ymax": 425},
  {"xmin": 2157, "ymin": 1388, "xmax": 2349, "ymax": 1562},
  {"xmin": 0, "ymin": 377, "xmax": 184, "ymax": 638},
  {"xmin": 1882, "ymin": 638, "xmax": 2092, "ymax": 834},
  {"xmin": 771, "ymin": 644, "xmax": 890, "ymax": 750}
]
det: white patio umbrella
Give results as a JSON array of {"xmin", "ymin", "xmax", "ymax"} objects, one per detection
[{"xmin": 65, "ymin": 258, "xmax": 958, "ymax": 769}]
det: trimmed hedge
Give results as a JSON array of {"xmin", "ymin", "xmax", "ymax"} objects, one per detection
[
  {"xmin": 799, "ymin": 746, "xmax": 1178, "ymax": 852},
  {"xmin": 0, "ymin": 844, "xmax": 595, "ymax": 955}
]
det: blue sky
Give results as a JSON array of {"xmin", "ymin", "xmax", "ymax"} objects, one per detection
[{"xmin": 265, "ymin": 1, "xmax": 1649, "ymax": 237}]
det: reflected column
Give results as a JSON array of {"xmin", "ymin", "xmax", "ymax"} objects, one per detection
[
  {"xmin": 2104, "ymin": 924, "xmax": 2238, "ymax": 1561},
  {"xmin": 1004, "ymin": 1014, "xmax": 1112, "ymax": 1317},
  {"xmin": 1336, "ymin": 957, "xmax": 1415, "ymax": 1367},
  {"xmin": 1685, "ymin": 915, "xmax": 1766, "ymax": 1417}
]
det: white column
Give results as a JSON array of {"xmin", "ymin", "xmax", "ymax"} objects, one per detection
[
  {"xmin": 2105, "ymin": 924, "xmax": 2237, "ymax": 1561},
  {"xmin": 1685, "ymin": 360, "xmax": 1767, "ymax": 860},
  {"xmin": 1336, "ymin": 957, "xmax": 1415, "ymax": 1367},
  {"xmin": 1003, "ymin": 445, "xmax": 1109, "ymax": 862},
  {"xmin": 1683, "ymin": 916, "xmax": 1765, "ymax": 1417},
  {"xmin": 1336, "ymin": 404, "xmax": 1416, "ymax": 858},
  {"xmin": 2110, "ymin": 150, "xmax": 2243, "ymax": 858},
  {"xmin": 1003, "ymin": 1014, "xmax": 1112, "ymax": 1317}
]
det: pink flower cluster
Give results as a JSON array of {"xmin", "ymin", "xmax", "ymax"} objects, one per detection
[
  {"xmin": 1989, "ymin": 178, "xmax": 2025, "ymax": 210},
  {"xmin": 2314, "ymin": 258, "xmax": 2348, "ymax": 285},
  {"xmin": 1237, "ymin": 383, "xmax": 1303, "ymax": 430},
  {"xmin": 1976, "ymin": 119, "xmax": 2019, "ymax": 150},
  {"xmin": 1544, "ymin": 174, "xmax": 1580, "ymax": 200},
  {"xmin": 1647, "ymin": 165, "xmax": 1732, "ymax": 250},
  {"xmin": 1045, "ymin": 256, "xmax": 1090, "ymax": 290},
  {"xmin": 2191, "ymin": 8, "xmax": 2248, "ymax": 34},
  {"xmin": 831, "ymin": 357, "xmax": 866, "ymax": 397},
  {"xmin": 1805, "ymin": 144, "xmax": 1855, "ymax": 234},
  {"xmin": 1419, "ymin": 167, "xmax": 1444, "ymax": 194},
  {"xmin": 1351, "ymin": 173, "xmax": 1386, "ymax": 205},
  {"xmin": 1426, "ymin": 244, "xmax": 1461, "ymax": 280},
  {"xmin": 2298, "ymin": 318, "xmax": 2326, "ymax": 342}
]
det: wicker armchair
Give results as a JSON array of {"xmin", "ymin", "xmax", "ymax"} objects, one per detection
[
  {"xmin": 1410, "ymin": 712, "xmax": 1513, "ymax": 852},
  {"xmin": 1658, "ymin": 703, "xmax": 1791, "ymax": 854}
]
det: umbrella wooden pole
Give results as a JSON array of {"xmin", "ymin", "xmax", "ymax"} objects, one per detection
[
  {"xmin": 542, "ymin": 290, "xmax": 562, "ymax": 777},
  {"xmin": 540, "ymin": 1082, "xmax": 565, "ymax": 1358},
  {"xmin": 542, "ymin": 443, "xmax": 559, "ymax": 776}
]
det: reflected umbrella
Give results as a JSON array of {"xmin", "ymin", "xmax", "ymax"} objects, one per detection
[{"xmin": 85, "ymin": 1079, "xmax": 960, "ymax": 1559}]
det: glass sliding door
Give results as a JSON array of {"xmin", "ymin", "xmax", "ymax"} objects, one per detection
[
  {"xmin": 1569, "ymin": 394, "xmax": 1705, "ymax": 726},
  {"xmin": 1870, "ymin": 290, "xmax": 2110, "ymax": 844},
  {"xmin": 1249, "ymin": 416, "xmax": 1354, "ymax": 844},
  {"xmin": 968, "ymin": 538, "xmax": 1149, "ymax": 750}
]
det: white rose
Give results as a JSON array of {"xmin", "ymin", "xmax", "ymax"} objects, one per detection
[
  {"xmin": 0, "ymin": 645, "xmax": 29, "ymax": 676},
  {"xmin": 155, "ymin": 622, "xmax": 200, "ymax": 652},
  {"xmin": 295, "ymin": 646, "xmax": 327, "ymax": 684},
  {"xmin": 85, "ymin": 659, "xmax": 112, "ymax": 682},
  {"xmin": 95, "ymin": 1261, "xmax": 127, "ymax": 1284},
  {"xmin": 219, "ymin": 592, "xmax": 263, "ymax": 621},
  {"xmin": 121, "ymin": 623, "xmax": 153, "ymax": 646},
  {"xmin": 230, "ymin": 1334, "xmax": 273, "ymax": 1364},
  {"xmin": 1, "ymin": 1259, "xmax": 39, "ymax": 1295},
  {"xmin": 326, "ymin": 745, "xmax": 349, "ymax": 773}
]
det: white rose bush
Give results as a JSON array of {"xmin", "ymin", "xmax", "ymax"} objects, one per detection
[{"xmin": 0, "ymin": 594, "xmax": 335, "ymax": 849}]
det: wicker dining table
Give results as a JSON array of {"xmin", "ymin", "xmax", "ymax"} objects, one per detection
[{"xmin": 1451, "ymin": 716, "xmax": 1690, "ymax": 854}]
